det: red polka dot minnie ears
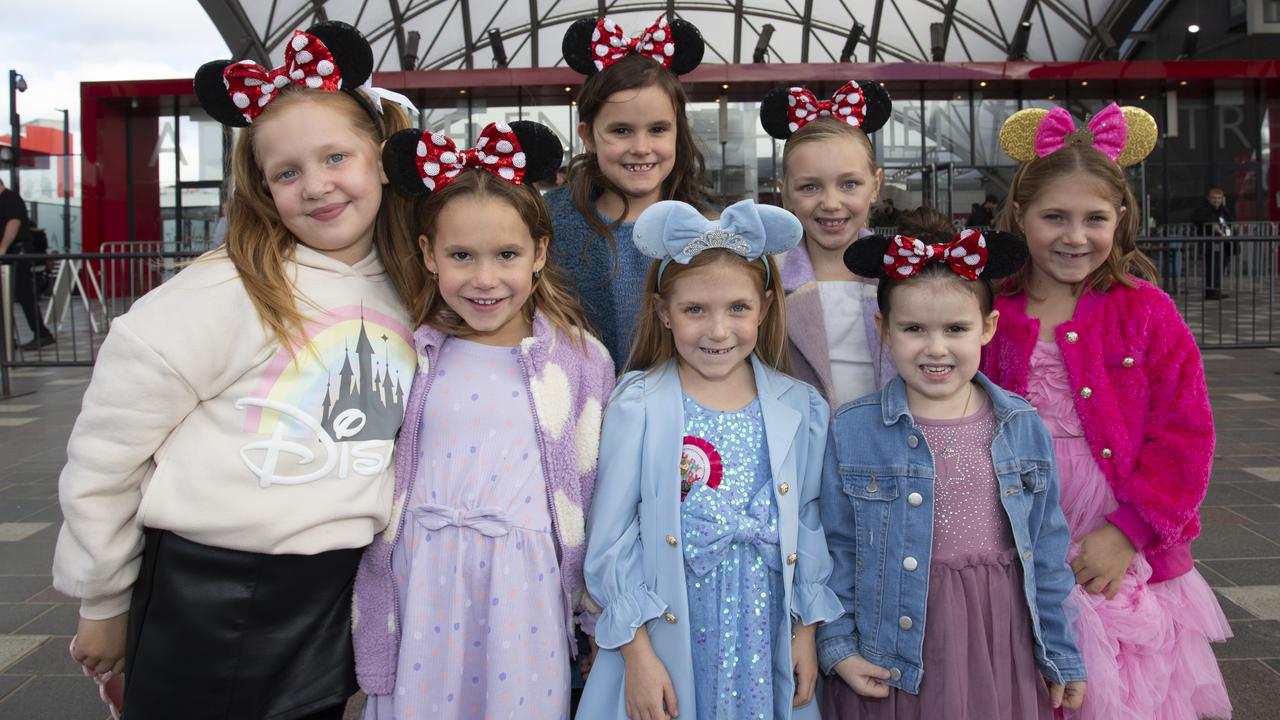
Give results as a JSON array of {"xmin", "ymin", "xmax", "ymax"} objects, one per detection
[
  {"xmin": 759, "ymin": 80, "xmax": 893, "ymax": 139},
  {"xmin": 383, "ymin": 121, "xmax": 564, "ymax": 197},
  {"xmin": 562, "ymin": 14, "xmax": 705, "ymax": 76},
  {"xmin": 844, "ymin": 229, "xmax": 1028, "ymax": 282},
  {"xmin": 196, "ymin": 21, "xmax": 414, "ymax": 127}
]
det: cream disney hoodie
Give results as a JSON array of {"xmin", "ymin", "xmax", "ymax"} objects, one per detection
[{"xmin": 54, "ymin": 246, "xmax": 415, "ymax": 619}]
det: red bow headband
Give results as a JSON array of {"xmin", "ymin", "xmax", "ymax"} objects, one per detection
[
  {"xmin": 382, "ymin": 120, "xmax": 564, "ymax": 198},
  {"xmin": 883, "ymin": 230, "xmax": 990, "ymax": 281},
  {"xmin": 222, "ymin": 31, "xmax": 341, "ymax": 123},
  {"xmin": 562, "ymin": 15, "xmax": 704, "ymax": 76},
  {"xmin": 413, "ymin": 123, "xmax": 528, "ymax": 192},
  {"xmin": 759, "ymin": 79, "xmax": 893, "ymax": 140},
  {"xmin": 785, "ymin": 81, "xmax": 869, "ymax": 135},
  {"xmin": 590, "ymin": 15, "xmax": 675, "ymax": 72}
]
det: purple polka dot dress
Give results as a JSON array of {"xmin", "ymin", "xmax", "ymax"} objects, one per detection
[{"xmin": 364, "ymin": 338, "xmax": 568, "ymax": 720}]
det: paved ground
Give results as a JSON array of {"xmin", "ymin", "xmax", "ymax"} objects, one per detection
[{"xmin": 1, "ymin": 350, "xmax": 1279, "ymax": 718}]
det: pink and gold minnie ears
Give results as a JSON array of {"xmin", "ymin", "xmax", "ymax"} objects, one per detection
[
  {"xmin": 844, "ymin": 229, "xmax": 1028, "ymax": 282},
  {"xmin": 1000, "ymin": 102, "xmax": 1157, "ymax": 167},
  {"xmin": 382, "ymin": 120, "xmax": 563, "ymax": 197},
  {"xmin": 562, "ymin": 14, "xmax": 705, "ymax": 76},
  {"xmin": 195, "ymin": 22, "xmax": 376, "ymax": 127},
  {"xmin": 759, "ymin": 80, "xmax": 893, "ymax": 139}
]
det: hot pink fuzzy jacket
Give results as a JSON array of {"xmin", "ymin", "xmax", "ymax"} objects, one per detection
[{"xmin": 980, "ymin": 279, "xmax": 1214, "ymax": 583}]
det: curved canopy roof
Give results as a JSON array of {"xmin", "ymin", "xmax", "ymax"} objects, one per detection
[{"xmin": 197, "ymin": 0, "xmax": 1141, "ymax": 72}]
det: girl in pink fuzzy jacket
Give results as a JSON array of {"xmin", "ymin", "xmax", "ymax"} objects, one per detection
[{"xmin": 980, "ymin": 103, "xmax": 1232, "ymax": 719}]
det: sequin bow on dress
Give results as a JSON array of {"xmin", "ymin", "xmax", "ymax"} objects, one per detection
[
  {"xmin": 681, "ymin": 493, "xmax": 782, "ymax": 577},
  {"xmin": 412, "ymin": 122, "xmax": 528, "ymax": 192},
  {"xmin": 223, "ymin": 30, "xmax": 342, "ymax": 123},
  {"xmin": 884, "ymin": 228, "xmax": 990, "ymax": 281}
]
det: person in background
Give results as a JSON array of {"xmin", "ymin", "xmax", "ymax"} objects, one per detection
[
  {"xmin": 1192, "ymin": 187, "xmax": 1232, "ymax": 300},
  {"xmin": 0, "ymin": 176, "xmax": 56, "ymax": 349},
  {"xmin": 966, "ymin": 193, "xmax": 999, "ymax": 228}
]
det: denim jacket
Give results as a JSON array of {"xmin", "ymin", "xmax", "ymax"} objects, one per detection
[{"xmin": 816, "ymin": 372, "xmax": 1085, "ymax": 694}]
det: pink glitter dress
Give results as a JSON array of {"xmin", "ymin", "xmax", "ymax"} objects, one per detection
[
  {"xmin": 1026, "ymin": 340, "xmax": 1232, "ymax": 720},
  {"xmin": 822, "ymin": 402, "xmax": 1054, "ymax": 720}
]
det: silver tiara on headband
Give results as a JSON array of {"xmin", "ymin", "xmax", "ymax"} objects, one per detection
[{"xmin": 633, "ymin": 200, "xmax": 803, "ymax": 287}]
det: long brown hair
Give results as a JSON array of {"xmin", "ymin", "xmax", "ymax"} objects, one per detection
[
  {"xmin": 568, "ymin": 54, "xmax": 712, "ymax": 258},
  {"xmin": 413, "ymin": 170, "xmax": 594, "ymax": 349},
  {"xmin": 625, "ymin": 250, "xmax": 790, "ymax": 375},
  {"xmin": 226, "ymin": 89, "xmax": 422, "ymax": 350},
  {"xmin": 996, "ymin": 143, "xmax": 1157, "ymax": 295}
]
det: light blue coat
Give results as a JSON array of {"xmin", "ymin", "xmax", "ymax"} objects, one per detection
[{"xmin": 579, "ymin": 356, "xmax": 843, "ymax": 719}]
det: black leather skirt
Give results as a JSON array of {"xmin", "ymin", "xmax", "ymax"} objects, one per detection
[{"xmin": 123, "ymin": 529, "xmax": 360, "ymax": 720}]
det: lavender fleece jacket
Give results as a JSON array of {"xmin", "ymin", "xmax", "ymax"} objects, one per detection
[{"xmin": 352, "ymin": 312, "xmax": 616, "ymax": 695}]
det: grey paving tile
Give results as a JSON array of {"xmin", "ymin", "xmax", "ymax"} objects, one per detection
[
  {"xmin": 24, "ymin": 586, "xmax": 74, "ymax": 605},
  {"xmin": 15, "ymin": 604, "xmax": 79, "ymax": 636},
  {"xmin": 1203, "ymin": 507, "xmax": 1252, "ymax": 526},
  {"xmin": 0, "ymin": 676, "xmax": 28, "ymax": 703},
  {"xmin": 0, "ymin": 499, "xmax": 55, "ymax": 523},
  {"xmin": 1197, "ymin": 561, "xmax": 1238, "ymax": 587},
  {"xmin": 1215, "ymin": 620, "xmax": 1280, "ymax": 659},
  {"xmin": 1218, "ymin": 587, "xmax": 1280, "ymax": 622},
  {"xmin": 0, "ymin": 674, "xmax": 112, "ymax": 720},
  {"xmin": 1194, "ymin": 525, "xmax": 1280, "ymax": 560},
  {"xmin": 3, "ymin": 638, "xmax": 77, "ymax": 676},
  {"xmin": 1216, "ymin": 590, "xmax": 1258, "ymax": 621},
  {"xmin": 1204, "ymin": 559, "xmax": 1280, "ymax": 586},
  {"xmin": 0, "ymin": 605, "xmax": 50, "ymax": 634},
  {"xmin": 0, "ymin": 578, "xmax": 54, "ymax": 603},
  {"xmin": 0, "ymin": 543, "xmax": 55, "ymax": 575},
  {"xmin": 1235, "ymin": 483, "xmax": 1280, "ymax": 503},
  {"xmin": 1234, "ymin": 505, "xmax": 1280, "ymax": 524},
  {"xmin": 1220, "ymin": 660, "xmax": 1280, "ymax": 720},
  {"xmin": 1205, "ymin": 482, "xmax": 1276, "ymax": 506},
  {"xmin": 0, "ymin": 637, "xmax": 44, "ymax": 673}
]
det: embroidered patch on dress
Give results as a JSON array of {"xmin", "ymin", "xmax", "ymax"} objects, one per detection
[{"xmin": 680, "ymin": 435, "xmax": 723, "ymax": 501}]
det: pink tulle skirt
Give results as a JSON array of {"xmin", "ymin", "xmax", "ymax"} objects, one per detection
[{"xmin": 1055, "ymin": 435, "xmax": 1233, "ymax": 720}]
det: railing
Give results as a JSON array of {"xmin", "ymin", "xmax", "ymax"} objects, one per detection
[
  {"xmin": 0, "ymin": 250, "xmax": 207, "ymax": 397},
  {"xmin": 2, "ymin": 231, "xmax": 1277, "ymax": 395},
  {"xmin": 1143, "ymin": 224, "xmax": 1278, "ymax": 349}
]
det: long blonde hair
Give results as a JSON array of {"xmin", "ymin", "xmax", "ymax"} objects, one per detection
[
  {"xmin": 226, "ymin": 89, "xmax": 423, "ymax": 350},
  {"xmin": 625, "ymin": 250, "xmax": 791, "ymax": 374},
  {"xmin": 996, "ymin": 143, "xmax": 1156, "ymax": 295},
  {"xmin": 413, "ymin": 170, "xmax": 594, "ymax": 349}
]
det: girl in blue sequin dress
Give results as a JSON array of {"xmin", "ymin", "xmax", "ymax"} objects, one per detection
[{"xmin": 578, "ymin": 200, "xmax": 843, "ymax": 720}]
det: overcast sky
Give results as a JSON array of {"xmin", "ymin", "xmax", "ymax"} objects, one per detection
[{"xmin": 1, "ymin": 0, "xmax": 229, "ymax": 143}]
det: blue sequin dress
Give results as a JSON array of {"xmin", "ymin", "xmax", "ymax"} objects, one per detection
[{"xmin": 679, "ymin": 394, "xmax": 784, "ymax": 720}]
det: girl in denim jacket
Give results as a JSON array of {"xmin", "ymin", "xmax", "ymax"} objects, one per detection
[
  {"xmin": 818, "ymin": 220, "xmax": 1087, "ymax": 719},
  {"xmin": 982, "ymin": 104, "xmax": 1231, "ymax": 719},
  {"xmin": 354, "ymin": 122, "xmax": 615, "ymax": 719}
]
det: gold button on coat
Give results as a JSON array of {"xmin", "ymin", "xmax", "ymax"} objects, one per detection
[
  {"xmin": 778, "ymin": 482, "xmax": 790, "ymax": 495},
  {"xmin": 907, "ymin": 435, "xmax": 919, "ymax": 448},
  {"xmin": 899, "ymin": 616, "xmax": 913, "ymax": 630},
  {"xmin": 665, "ymin": 535, "xmax": 678, "ymax": 546},
  {"xmin": 1079, "ymin": 387, "xmax": 1093, "ymax": 399},
  {"xmin": 1066, "ymin": 331, "xmax": 1079, "ymax": 343},
  {"xmin": 1123, "ymin": 357, "xmax": 1135, "ymax": 367},
  {"xmin": 1023, "ymin": 550, "xmax": 1033, "ymax": 559},
  {"xmin": 1101, "ymin": 448, "xmax": 1113, "ymax": 459},
  {"xmin": 786, "ymin": 552, "xmax": 798, "ymax": 565},
  {"xmin": 663, "ymin": 612, "xmax": 678, "ymax": 624}
]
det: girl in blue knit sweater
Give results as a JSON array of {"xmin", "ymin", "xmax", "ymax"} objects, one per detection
[{"xmin": 546, "ymin": 14, "xmax": 714, "ymax": 365}]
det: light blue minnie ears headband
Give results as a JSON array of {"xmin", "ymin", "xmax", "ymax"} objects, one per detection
[{"xmin": 633, "ymin": 199, "xmax": 803, "ymax": 289}]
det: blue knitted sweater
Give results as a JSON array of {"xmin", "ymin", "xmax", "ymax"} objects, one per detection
[{"xmin": 545, "ymin": 186, "xmax": 649, "ymax": 367}]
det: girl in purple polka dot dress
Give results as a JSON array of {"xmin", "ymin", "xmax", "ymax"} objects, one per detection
[{"xmin": 352, "ymin": 121, "xmax": 615, "ymax": 720}]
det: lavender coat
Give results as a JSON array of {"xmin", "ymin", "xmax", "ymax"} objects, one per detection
[
  {"xmin": 352, "ymin": 312, "xmax": 616, "ymax": 695},
  {"xmin": 779, "ymin": 238, "xmax": 896, "ymax": 411}
]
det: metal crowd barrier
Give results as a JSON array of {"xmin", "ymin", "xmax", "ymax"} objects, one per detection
[{"xmin": 2, "ymin": 232, "xmax": 1277, "ymax": 395}]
